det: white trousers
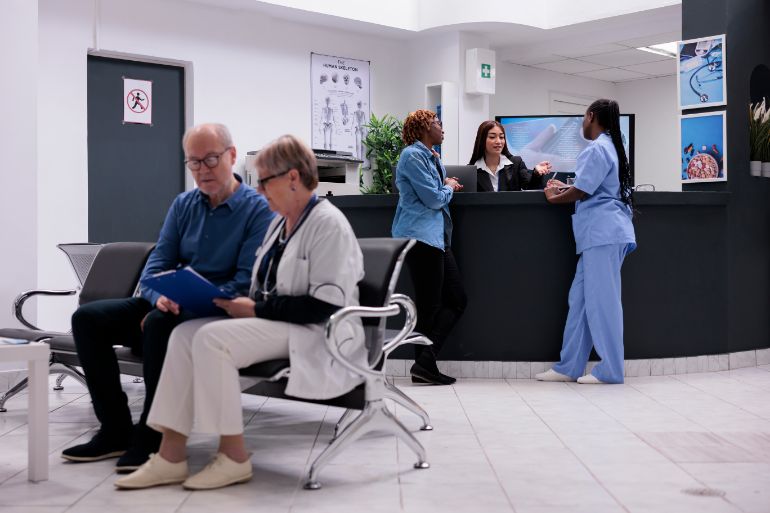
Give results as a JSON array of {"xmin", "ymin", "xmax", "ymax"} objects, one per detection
[{"xmin": 147, "ymin": 317, "xmax": 290, "ymax": 436}]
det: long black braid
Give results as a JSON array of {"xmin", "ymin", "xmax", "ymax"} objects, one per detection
[{"xmin": 587, "ymin": 99, "xmax": 634, "ymax": 211}]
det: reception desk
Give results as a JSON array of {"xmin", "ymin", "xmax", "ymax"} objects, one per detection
[{"xmin": 330, "ymin": 191, "xmax": 732, "ymax": 361}]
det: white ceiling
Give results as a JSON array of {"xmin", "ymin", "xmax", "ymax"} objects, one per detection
[
  {"xmin": 491, "ymin": 6, "xmax": 681, "ymax": 83},
  {"xmin": 514, "ymin": 43, "xmax": 678, "ymax": 83},
  {"xmin": 176, "ymin": 0, "xmax": 681, "ymax": 83}
]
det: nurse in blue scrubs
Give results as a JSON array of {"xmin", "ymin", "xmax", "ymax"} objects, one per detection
[{"xmin": 535, "ymin": 99, "xmax": 636, "ymax": 384}]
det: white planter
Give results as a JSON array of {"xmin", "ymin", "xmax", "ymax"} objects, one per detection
[
  {"xmin": 360, "ymin": 168, "xmax": 373, "ymax": 190},
  {"xmin": 750, "ymin": 160, "xmax": 762, "ymax": 176},
  {"xmin": 763, "ymin": 162, "xmax": 770, "ymax": 178}
]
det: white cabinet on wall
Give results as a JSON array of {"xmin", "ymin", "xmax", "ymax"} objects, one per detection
[{"xmin": 425, "ymin": 82, "xmax": 458, "ymax": 165}]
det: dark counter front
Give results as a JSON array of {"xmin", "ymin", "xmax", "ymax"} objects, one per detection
[{"xmin": 330, "ymin": 191, "xmax": 734, "ymax": 361}]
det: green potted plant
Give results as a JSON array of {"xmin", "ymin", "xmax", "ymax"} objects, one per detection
[{"xmin": 360, "ymin": 113, "xmax": 404, "ymax": 194}]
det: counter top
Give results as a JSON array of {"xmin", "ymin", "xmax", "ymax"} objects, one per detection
[{"xmin": 326, "ymin": 191, "xmax": 731, "ymax": 208}]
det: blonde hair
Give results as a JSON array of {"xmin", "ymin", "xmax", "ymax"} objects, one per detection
[
  {"xmin": 254, "ymin": 134, "xmax": 318, "ymax": 190},
  {"xmin": 402, "ymin": 109, "xmax": 436, "ymax": 145}
]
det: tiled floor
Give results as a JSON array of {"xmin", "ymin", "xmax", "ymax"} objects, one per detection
[{"xmin": 1, "ymin": 366, "xmax": 769, "ymax": 512}]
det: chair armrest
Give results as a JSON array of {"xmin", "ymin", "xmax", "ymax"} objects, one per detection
[
  {"xmin": 324, "ymin": 303, "xmax": 400, "ymax": 380},
  {"xmin": 382, "ymin": 294, "xmax": 432, "ymax": 356},
  {"xmin": 14, "ymin": 289, "xmax": 77, "ymax": 330}
]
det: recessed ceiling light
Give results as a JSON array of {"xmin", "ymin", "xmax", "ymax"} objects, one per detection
[{"xmin": 637, "ymin": 42, "xmax": 677, "ymax": 58}]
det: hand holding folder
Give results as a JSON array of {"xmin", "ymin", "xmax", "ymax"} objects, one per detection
[{"xmin": 140, "ymin": 266, "xmax": 235, "ymax": 316}]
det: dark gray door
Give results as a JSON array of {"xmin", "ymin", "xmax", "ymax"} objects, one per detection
[{"xmin": 87, "ymin": 55, "xmax": 185, "ymax": 243}]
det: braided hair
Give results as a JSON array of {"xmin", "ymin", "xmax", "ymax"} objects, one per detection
[{"xmin": 586, "ymin": 99, "xmax": 633, "ymax": 210}]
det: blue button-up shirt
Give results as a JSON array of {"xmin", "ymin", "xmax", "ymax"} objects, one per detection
[
  {"xmin": 391, "ymin": 141, "xmax": 454, "ymax": 251},
  {"xmin": 572, "ymin": 133, "xmax": 636, "ymax": 254},
  {"xmin": 139, "ymin": 176, "xmax": 275, "ymax": 307}
]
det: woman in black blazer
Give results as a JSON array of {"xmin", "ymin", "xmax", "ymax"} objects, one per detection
[{"xmin": 469, "ymin": 120, "xmax": 551, "ymax": 191}]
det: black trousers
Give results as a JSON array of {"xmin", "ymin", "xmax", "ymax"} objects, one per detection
[
  {"xmin": 406, "ymin": 242, "xmax": 467, "ymax": 362},
  {"xmin": 71, "ymin": 297, "xmax": 196, "ymax": 445}
]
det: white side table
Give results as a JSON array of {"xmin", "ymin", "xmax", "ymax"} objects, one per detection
[{"xmin": 0, "ymin": 342, "xmax": 49, "ymax": 481}]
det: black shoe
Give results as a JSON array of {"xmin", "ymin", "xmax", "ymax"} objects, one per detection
[
  {"xmin": 410, "ymin": 362, "xmax": 456, "ymax": 385},
  {"xmin": 115, "ymin": 423, "xmax": 161, "ymax": 473},
  {"xmin": 115, "ymin": 444, "xmax": 153, "ymax": 473},
  {"xmin": 61, "ymin": 430, "xmax": 130, "ymax": 462}
]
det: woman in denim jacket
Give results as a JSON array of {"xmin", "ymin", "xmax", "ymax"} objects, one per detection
[{"xmin": 392, "ymin": 109, "xmax": 467, "ymax": 385}]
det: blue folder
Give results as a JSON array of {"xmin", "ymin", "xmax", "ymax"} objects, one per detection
[{"xmin": 140, "ymin": 266, "xmax": 234, "ymax": 317}]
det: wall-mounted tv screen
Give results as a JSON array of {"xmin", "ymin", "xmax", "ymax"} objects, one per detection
[{"xmin": 495, "ymin": 114, "xmax": 635, "ymax": 180}]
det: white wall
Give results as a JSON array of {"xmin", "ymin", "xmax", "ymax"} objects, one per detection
[
  {"xmin": 0, "ymin": 1, "xmax": 38, "ymax": 331},
  {"xmin": 403, "ymin": 32, "xmax": 461, "ymax": 112},
  {"xmin": 33, "ymin": 0, "xmax": 681, "ymax": 330},
  {"xmin": 36, "ymin": 0, "xmax": 412, "ymax": 329},
  {"xmin": 491, "ymin": 62, "xmax": 615, "ymax": 118},
  {"xmin": 491, "ymin": 62, "xmax": 680, "ymax": 190},
  {"xmin": 616, "ymin": 76, "xmax": 681, "ymax": 191},
  {"xmin": 458, "ymin": 33, "xmax": 491, "ymax": 166}
]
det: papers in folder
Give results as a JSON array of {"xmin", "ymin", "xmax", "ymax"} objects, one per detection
[{"xmin": 140, "ymin": 266, "xmax": 234, "ymax": 316}]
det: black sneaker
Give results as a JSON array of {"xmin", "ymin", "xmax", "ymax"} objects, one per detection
[
  {"xmin": 410, "ymin": 362, "xmax": 456, "ymax": 385},
  {"xmin": 61, "ymin": 430, "xmax": 130, "ymax": 462},
  {"xmin": 115, "ymin": 444, "xmax": 153, "ymax": 473}
]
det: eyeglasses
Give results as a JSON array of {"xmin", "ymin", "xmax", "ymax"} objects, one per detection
[
  {"xmin": 256, "ymin": 169, "xmax": 291, "ymax": 189},
  {"xmin": 431, "ymin": 118, "xmax": 443, "ymax": 127},
  {"xmin": 184, "ymin": 147, "xmax": 232, "ymax": 172}
]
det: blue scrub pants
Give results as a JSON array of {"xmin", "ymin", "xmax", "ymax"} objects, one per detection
[{"xmin": 552, "ymin": 243, "xmax": 632, "ymax": 384}]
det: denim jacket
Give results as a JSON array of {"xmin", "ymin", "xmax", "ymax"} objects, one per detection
[{"xmin": 391, "ymin": 141, "xmax": 454, "ymax": 251}]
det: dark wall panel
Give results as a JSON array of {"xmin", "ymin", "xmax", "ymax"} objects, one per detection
[
  {"xmin": 332, "ymin": 193, "xmax": 732, "ymax": 361},
  {"xmin": 683, "ymin": 0, "xmax": 770, "ymax": 352}
]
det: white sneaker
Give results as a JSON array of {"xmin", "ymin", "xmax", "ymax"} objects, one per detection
[
  {"xmin": 577, "ymin": 374, "xmax": 605, "ymax": 384},
  {"xmin": 114, "ymin": 453, "xmax": 188, "ymax": 489},
  {"xmin": 535, "ymin": 369, "xmax": 575, "ymax": 382},
  {"xmin": 183, "ymin": 453, "xmax": 253, "ymax": 490}
]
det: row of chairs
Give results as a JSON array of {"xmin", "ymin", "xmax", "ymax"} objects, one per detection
[{"xmin": 0, "ymin": 238, "xmax": 433, "ymax": 489}]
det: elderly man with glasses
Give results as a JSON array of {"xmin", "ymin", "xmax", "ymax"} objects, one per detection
[{"xmin": 62, "ymin": 123, "xmax": 274, "ymax": 472}]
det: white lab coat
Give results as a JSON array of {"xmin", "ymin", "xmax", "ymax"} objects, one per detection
[{"xmin": 249, "ymin": 199, "xmax": 366, "ymax": 400}]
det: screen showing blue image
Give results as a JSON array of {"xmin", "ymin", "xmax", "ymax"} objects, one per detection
[
  {"xmin": 495, "ymin": 115, "xmax": 634, "ymax": 177},
  {"xmin": 678, "ymin": 36, "xmax": 725, "ymax": 108},
  {"xmin": 680, "ymin": 113, "xmax": 725, "ymax": 182}
]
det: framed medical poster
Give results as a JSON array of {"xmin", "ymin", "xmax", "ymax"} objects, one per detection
[
  {"xmin": 680, "ymin": 111, "xmax": 727, "ymax": 183},
  {"xmin": 678, "ymin": 34, "xmax": 726, "ymax": 110},
  {"xmin": 310, "ymin": 53, "xmax": 370, "ymax": 160}
]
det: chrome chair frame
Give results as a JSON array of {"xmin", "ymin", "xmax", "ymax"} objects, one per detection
[
  {"xmin": 0, "ymin": 242, "xmax": 153, "ymax": 412},
  {"xmin": 305, "ymin": 290, "xmax": 430, "ymax": 489},
  {"xmin": 239, "ymin": 238, "xmax": 433, "ymax": 490},
  {"xmin": 333, "ymin": 293, "xmax": 434, "ymax": 437}
]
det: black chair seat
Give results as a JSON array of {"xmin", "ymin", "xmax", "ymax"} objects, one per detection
[
  {"xmin": 0, "ymin": 328, "xmax": 65, "ymax": 342},
  {"xmin": 113, "ymin": 347, "xmax": 143, "ymax": 364},
  {"xmin": 239, "ymin": 358, "xmax": 290, "ymax": 378},
  {"xmin": 242, "ymin": 378, "xmax": 366, "ymax": 410},
  {"xmin": 47, "ymin": 335, "xmax": 77, "ymax": 352}
]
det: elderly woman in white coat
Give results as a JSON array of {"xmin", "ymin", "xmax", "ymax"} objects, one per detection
[{"xmin": 116, "ymin": 135, "xmax": 364, "ymax": 491}]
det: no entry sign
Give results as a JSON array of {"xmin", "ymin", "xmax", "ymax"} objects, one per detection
[{"xmin": 123, "ymin": 77, "xmax": 152, "ymax": 125}]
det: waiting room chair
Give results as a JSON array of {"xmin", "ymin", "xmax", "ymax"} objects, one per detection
[
  {"xmin": 57, "ymin": 243, "xmax": 104, "ymax": 288},
  {"xmin": 333, "ymin": 323, "xmax": 433, "ymax": 437},
  {"xmin": 0, "ymin": 242, "xmax": 155, "ymax": 412},
  {"xmin": 237, "ymin": 237, "xmax": 432, "ymax": 489}
]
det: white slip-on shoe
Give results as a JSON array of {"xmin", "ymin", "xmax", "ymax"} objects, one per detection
[
  {"xmin": 114, "ymin": 453, "xmax": 188, "ymax": 489},
  {"xmin": 535, "ymin": 369, "xmax": 575, "ymax": 382},
  {"xmin": 577, "ymin": 374, "xmax": 605, "ymax": 384},
  {"xmin": 183, "ymin": 453, "xmax": 253, "ymax": 491}
]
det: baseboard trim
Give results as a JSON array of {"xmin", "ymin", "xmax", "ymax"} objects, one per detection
[{"xmin": 386, "ymin": 348, "xmax": 770, "ymax": 379}]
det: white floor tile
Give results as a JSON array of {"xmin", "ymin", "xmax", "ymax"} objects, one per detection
[{"xmin": 0, "ymin": 369, "xmax": 767, "ymax": 512}]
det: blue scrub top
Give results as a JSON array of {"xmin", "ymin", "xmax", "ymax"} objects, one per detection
[{"xmin": 571, "ymin": 133, "xmax": 636, "ymax": 254}]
